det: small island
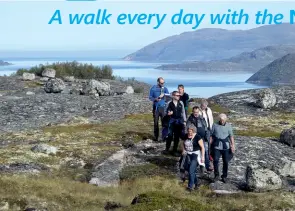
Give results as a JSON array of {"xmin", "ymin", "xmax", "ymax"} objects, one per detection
[{"xmin": 0, "ymin": 60, "xmax": 11, "ymax": 66}]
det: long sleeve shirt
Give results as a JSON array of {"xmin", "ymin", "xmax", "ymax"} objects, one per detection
[{"xmin": 149, "ymin": 85, "xmax": 169, "ymax": 108}]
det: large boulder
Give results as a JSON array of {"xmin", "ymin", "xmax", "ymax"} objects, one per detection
[
  {"xmin": 81, "ymin": 79, "xmax": 111, "ymax": 96},
  {"xmin": 279, "ymin": 161, "xmax": 295, "ymax": 177},
  {"xmin": 39, "ymin": 77, "xmax": 49, "ymax": 82},
  {"xmin": 280, "ymin": 127, "xmax": 295, "ymax": 147},
  {"xmin": 254, "ymin": 88, "xmax": 276, "ymax": 109},
  {"xmin": 31, "ymin": 144, "xmax": 58, "ymax": 155},
  {"xmin": 125, "ymin": 86, "xmax": 134, "ymax": 94},
  {"xmin": 245, "ymin": 165, "xmax": 282, "ymax": 192},
  {"xmin": 42, "ymin": 68, "xmax": 56, "ymax": 78},
  {"xmin": 63, "ymin": 76, "xmax": 75, "ymax": 82},
  {"xmin": 44, "ymin": 78, "xmax": 65, "ymax": 93},
  {"xmin": 22, "ymin": 73, "xmax": 35, "ymax": 81}
]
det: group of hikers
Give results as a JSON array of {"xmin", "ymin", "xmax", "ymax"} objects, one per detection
[{"xmin": 149, "ymin": 77, "xmax": 236, "ymax": 191}]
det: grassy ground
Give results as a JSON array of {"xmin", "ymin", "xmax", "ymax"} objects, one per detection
[
  {"xmin": 231, "ymin": 112, "xmax": 295, "ymax": 138},
  {"xmin": 0, "ymin": 105, "xmax": 294, "ymax": 210},
  {"xmin": 0, "ymin": 175, "xmax": 294, "ymax": 211}
]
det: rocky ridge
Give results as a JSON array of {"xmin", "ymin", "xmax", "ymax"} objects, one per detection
[{"xmin": 0, "ymin": 75, "xmax": 151, "ymax": 132}]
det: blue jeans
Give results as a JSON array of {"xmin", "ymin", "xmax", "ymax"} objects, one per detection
[
  {"xmin": 188, "ymin": 154, "xmax": 198, "ymax": 189},
  {"xmin": 204, "ymin": 141, "xmax": 210, "ymax": 170}
]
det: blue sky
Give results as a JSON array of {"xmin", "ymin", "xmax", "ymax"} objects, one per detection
[{"xmin": 0, "ymin": 1, "xmax": 293, "ymax": 51}]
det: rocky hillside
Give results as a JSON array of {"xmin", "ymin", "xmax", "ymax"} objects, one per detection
[
  {"xmin": 0, "ymin": 71, "xmax": 295, "ymax": 210},
  {"xmin": 0, "ymin": 73, "xmax": 151, "ymax": 132},
  {"xmin": 124, "ymin": 24, "xmax": 295, "ymax": 62},
  {"xmin": 246, "ymin": 53, "xmax": 295, "ymax": 85},
  {"xmin": 156, "ymin": 45, "xmax": 295, "ymax": 72},
  {"xmin": 0, "ymin": 60, "xmax": 11, "ymax": 66}
]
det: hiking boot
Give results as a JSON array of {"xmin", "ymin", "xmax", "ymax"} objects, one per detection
[
  {"xmin": 213, "ymin": 175, "xmax": 220, "ymax": 182},
  {"xmin": 186, "ymin": 187, "xmax": 193, "ymax": 192},
  {"xmin": 221, "ymin": 177, "xmax": 227, "ymax": 183},
  {"xmin": 194, "ymin": 184, "xmax": 200, "ymax": 190},
  {"xmin": 162, "ymin": 150, "xmax": 170, "ymax": 155},
  {"xmin": 153, "ymin": 137, "xmax": 159, "ymax": 142}
]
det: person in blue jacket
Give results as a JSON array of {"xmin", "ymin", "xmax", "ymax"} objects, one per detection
[{"xmin": 149, "ymin": 77, "xmax": 169, "ymax": 141}]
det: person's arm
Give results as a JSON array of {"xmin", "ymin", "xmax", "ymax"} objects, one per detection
[
  {"xmin": 180, "ymin": 101, "xmax": 187, "ymax": 122},
  {"xmin": 208, "ymin": 107, "xmax": 214, "ymax": 130},
  {"xmin": 209, "ymin": 124, "xmax": 214, "ymax": 145},
  {"xmin": 149, "ymin": 86, "xmax": 156, "ymax": 102},
  {"xmin": 181, "ymin": 140, "xmax": 186, "ymax": 155},
  {"xmin": 164, "ymin": 87, "xmax": 169, "ymax": 94},
  {"xmin": 228, "ymin": 125, "xmax": 235, "ymax": 153},
  {"xmin": 198, "ymin": 139, "xmax": 205, "ymax": 163},
  {"xmin": 165, "ymin": 101, "xmax": 171, "ymax": 115}
]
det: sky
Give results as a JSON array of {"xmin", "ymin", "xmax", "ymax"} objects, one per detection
[{"xmin": 0, "ymin": 1, "xmax": 294, "ymax": 53}]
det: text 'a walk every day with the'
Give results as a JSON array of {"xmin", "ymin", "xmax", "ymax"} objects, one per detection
[{"xmin": 48, "ymin": 9, "xmax": 295, "ymax": 29}]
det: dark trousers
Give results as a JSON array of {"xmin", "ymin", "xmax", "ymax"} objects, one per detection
[
  {"xmin": 213, "ymin": 148, "xmax": 230, "ymax": 178},
  {"xmin": 188, "ymin": 154, "xmax": 198, "ymax": 189},
  {"xmin": 166, "ymin": 121, "xmax": 183, "ymax": 152},
  {"xmin": 153, "ymin": 105, "xmax": 165, "ymax": 140},
  {"xmin": 204, "ymin": 141, "xmax": 210, "ymax": 170}
]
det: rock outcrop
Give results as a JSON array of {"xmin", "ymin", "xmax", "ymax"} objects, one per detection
[
  {"xmin": 44, "ymin": 78, "xmax": 65, "ymax": 93},
  {"xmin": 0, "ymin": 76, "xmax": 151, "ymax": 132},
  {"xmin": 81, "ymin": 79, "xmax": 111, "ymax": 96},
  {"xmin": 31, "ymin": 144, "xmax": 58, "ymax": 155},
  {"xmin": 279, "ymin": 161, "xmax": 295, "ymax": 177},
  {"xmin": 245, "ymin": 165, "xmax": 282, "ymax": 191},
  {"xmin": 209, "ymin": 86, "xmax": 295, "ymax": 115},
  {"xmin": 63, "ymin": 76, "xmax": 75, "ymax": 82},
  {"xmin": 280, "ymin": 127, "xmax": 295, "ymax": 147},
  {"xmin": 125, "ymin": 86, "xmax": 134, "ymax": 94},
  {"xmin": 22, "ymin": 73, "xmax": 35, "ymax": 81},
  {"xmin": 42, "ymin": 68, "xmax": 56, "ymax": 78},
  {"xmin": 254, "ymin": 88, "xmax": 276, "ymax": 109}
]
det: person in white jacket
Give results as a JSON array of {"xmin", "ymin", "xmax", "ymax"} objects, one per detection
[{"xmin": 200, "ymin": 99, "xmax": 214, "ymax": 131}]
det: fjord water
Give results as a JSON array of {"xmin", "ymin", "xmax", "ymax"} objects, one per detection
[{"xmin": 0, "ymin": 59, "xmax": 265, "ymax": 98}]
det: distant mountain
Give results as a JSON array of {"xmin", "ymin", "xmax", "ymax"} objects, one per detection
[
  {"xmin": 124, "ymin": 24, "xmax": 295, "ymax": 62},
  {"xmin": 156, "ymin": 45, "xmax": 295, "ymax": 72},
  {"xmin": 246, "ymin": 53, "xmax": 295, "ymax": 85},
  {"xmin": 0, "ymin": 60, "xmax": 10, "ymax": 66}
]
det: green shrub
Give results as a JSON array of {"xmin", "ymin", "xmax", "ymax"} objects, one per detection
[
  {"xmin": 134, "ymin": 87, "xmax": 144, "ymax": 93},
  {"xmin": 16, "ymin": 61, "xmax": 114, "ymax": 80}
]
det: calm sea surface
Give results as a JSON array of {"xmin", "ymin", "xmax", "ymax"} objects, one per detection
[{"xmin": 0, "ymin": 59, "xmax": 266, "ymax": 98}]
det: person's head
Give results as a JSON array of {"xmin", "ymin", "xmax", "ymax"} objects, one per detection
[
  {"xmin": 219, "ymin": 113, "xmax": 227, "ymax": 125},
  {"xmin": 178, "ymin": 84, "xmax": 184, "ymax": 95},
  {"xmin": 192, "ymin": 106, "xmax": 200, "ymax": 117},
  {"xmin": 201, "ymin": 99, "xmax": 208, "ymax": 110},
  {"xmin": 157, "ymin": 77, "xmax": 165, "ymax": 87},
  {"xmin": 172, "ymin": 91, "xmax": 180, "ymax": 100},
  {"xmin": 187, "ymin": 126, "xmax": 196, "ymax": 136}
]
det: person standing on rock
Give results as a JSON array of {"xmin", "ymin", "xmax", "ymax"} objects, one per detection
[
  {"xmin": 178, "ymin": 84, "xmax": 189, "ymax": 118},
  {"xmin": 187, "ymin": 106, "xmax": 213, "ymax": 173},
  {"xmin": 163, "ymin": 91, "xmax": 187, "ymax": 156},
  {"xmin": 180, "ymin": 126, "xmax": 205, "ymax": 191},
  {"xmin": 210, "ymin": 113, "xmax": 235, "ymax": 183},
  {"xmin": 149, "ymin": 77, "xmax": 169, "ymax": 142},
  {"xmin": 200, "ymin": 99, "xmax": 214, "ymax": 131}
]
